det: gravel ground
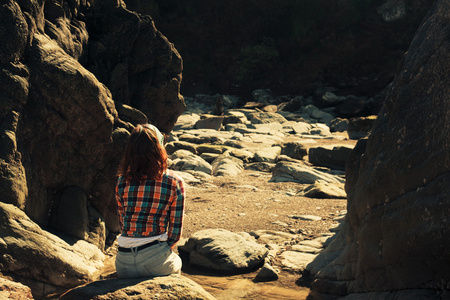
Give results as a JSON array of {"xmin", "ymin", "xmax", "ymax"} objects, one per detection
[{"xmin": 182, "ymin": 169, "xmax": 347, "ymax": 240}]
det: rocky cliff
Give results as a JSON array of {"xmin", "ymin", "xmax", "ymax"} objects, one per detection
[
  {"xmin": 126, "ymin": 0, "xmax": 435, "ymax": 97},
  {"xmin": 0, "ymin": 0, "xmax": 184, "ymax": 296},
  {"xmin": 308, "ymin": 0, "xmax": 450, "ymax": 298}
]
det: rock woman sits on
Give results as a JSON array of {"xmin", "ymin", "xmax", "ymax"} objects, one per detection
[{"xmin": 115, "ymin": 124, "xmax": 185, "ymax": 278}]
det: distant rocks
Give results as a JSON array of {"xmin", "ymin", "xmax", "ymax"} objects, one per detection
[
  {"xmin": 298, "ymin": 181, "xmax": 347, "ymax": 199},
  {"xmin": 165, "ymin": 93, "xmax": 357, "ymax": 290},
  {"xmin": 308, "ymin": 145, "xmax": 354, "ymax": 171},
  {"xmin": 270, "ymin": 161, "xmax": 345, "ymax": 185},
  {"xmin": 168, "ymin": 94, "xmax": 357, "ymax": 202}
]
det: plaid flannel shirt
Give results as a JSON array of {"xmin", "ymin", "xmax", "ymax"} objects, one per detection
[{"xmin": 116, "ymin": 170, "xmax": 185, "ymax": 247}]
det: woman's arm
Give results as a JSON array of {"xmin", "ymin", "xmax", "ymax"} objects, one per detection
[{"xmin": 167, "ymin": 177, "xmax": 185, "ymax": 247}]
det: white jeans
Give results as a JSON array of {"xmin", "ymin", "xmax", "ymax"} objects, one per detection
[{"xmin": 115, "ymin": 241, "xmax": 182, "ymax": 278}]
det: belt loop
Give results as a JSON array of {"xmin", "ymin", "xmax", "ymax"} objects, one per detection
[{"xmin": 131, "ymin": 246, "xmax": 138, "ymax": 257}]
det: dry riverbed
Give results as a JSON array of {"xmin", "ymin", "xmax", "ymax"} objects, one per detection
[{"xmin": 180, "ymin": 168, "xmax": 347, "ymax": 299}]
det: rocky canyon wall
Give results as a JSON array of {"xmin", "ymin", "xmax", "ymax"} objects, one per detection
[
  {"xmin": 308, "ymin": 0, "xmax": 450, "ymax": 298},
  {"xmin": 126, "ymin": 0, "xmax": 435, "ymax": 97},
  {"xmin": 0, "ymin": 0, "xmax": 184, "ymax": 294}
]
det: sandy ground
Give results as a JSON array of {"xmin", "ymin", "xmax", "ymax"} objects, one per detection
[
  {"xmin": 182, "ymin": 169, "xmax": 347, "ymax": 239},
  {"xmin": 181, "ymin": 134, "xmax": 354, "ymax": 239}
]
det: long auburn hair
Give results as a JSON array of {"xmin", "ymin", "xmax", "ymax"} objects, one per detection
[{"xmin": 118, "ymin": 124, "xmax": 168, "ymax": 181}]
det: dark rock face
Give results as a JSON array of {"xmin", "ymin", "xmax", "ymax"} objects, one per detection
[
  {"xmin": 0, "ymin": 0, "xmax": 183, "ymax": 244},
  {"xmin": 309, "ymin": 1, "xmax": 450, "ymax": 297},
  {"xmin": 129, "ymin": 1, "xmax": 434, "ymax": 97},
  {"xmin": 308, "ymin": 146, "xmax": 353, "ymax": 171},
  {"xmin": 85, "ymin": 2, "xmax": 185, "ymax": 133}
]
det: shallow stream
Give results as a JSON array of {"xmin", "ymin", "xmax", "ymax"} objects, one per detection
[{"xmin": 182, "ymin": 265, "xmax": 310, "ymax": 300}]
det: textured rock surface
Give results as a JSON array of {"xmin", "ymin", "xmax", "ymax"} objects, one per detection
[
  {"xmin": 0, "ymin": 278, "xmax": 33, "ymax": 300},
  {"xmin": 308, "ymin": 1, "xmax": 450, "ymax": 298},
  {"xmin": 308, "ymin": 145, "xmax": 353, "ymax": 171},
  {"xmin": 0, "ymin": 203, "xmax": 105, "ymax": 298},
  {"xmin": 60, "ymin": 275, "xmax": 216, "ymax": 300},
  {"xmin": 0, "ymin": 0, "xmax": 184, "ymax": 296},
  {"xmin": 179, "ymin": 229, "xmax": 268, "ymax": 274},
  {"xmin": 0, "ymin": 0, "xmax": 183, "ymax": 238},
  {"xmin": 84, "ymin": 2, "xmax": 185, "ymax": 133}
]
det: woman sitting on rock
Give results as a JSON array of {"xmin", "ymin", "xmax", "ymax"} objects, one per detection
[{"xmin": 115, "ymin": 124, "xmax": 185, "ymax": 278}]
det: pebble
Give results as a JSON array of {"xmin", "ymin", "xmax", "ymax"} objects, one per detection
[
  {"xmin": 272, "ymin": 221, "xmax": 288, "ymax": 227},
  {"xmin": 288, "ymin": 214, "xmax": 322, "ymax": 221}
]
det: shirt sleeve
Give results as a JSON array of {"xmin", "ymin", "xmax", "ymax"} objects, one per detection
[
  {"xmin": 116, "ymin": 177, "xmax": 124, "ymax": 230},
  {"xmin": 167, "ymin": 176, "xmax": 185, "ymax": 247}
]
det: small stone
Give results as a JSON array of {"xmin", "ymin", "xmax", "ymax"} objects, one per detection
[
  {"xmin": 291, "ymin": 244, "xmax": 322, "ymax": 254},
  {"xmin": 292, "ymin": 215, "xmax": 322, "ymax": 221},
  {"xmin": 255, "ymin": 263, "xmax": 279, "ymax": 282},
  {"xmin": 272, "ymin": 221, "xmax": 288, "ymax": 227}
]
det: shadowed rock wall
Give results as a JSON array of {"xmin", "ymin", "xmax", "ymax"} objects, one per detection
[
  {"xmin": 0, "ymin": 0, "xmax": 184, "ymax": 295},
  {"xmin": 308, "ymin": 0, "xmax": 450, "ymax": 298},
  {"xmin": 125, "ymin": 0, "xmax": 434, "ymax": 97},
  {"xmin": 0, "ymin": 0, "xmax": 184, "ymax": 239}
]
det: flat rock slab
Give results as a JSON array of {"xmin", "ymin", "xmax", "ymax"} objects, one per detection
[
  {"xmin": 280, "ymin": 251, "xmax": 318, "ymax": 272},
  {"xmin": 300, "ymin": 239, "xmax": 325, "ymax": 249},
  {"xmin": 299, "ymin": 181, "xmax": 347, "ymax": 199},
  {"xmin": 60, "ymin": 275, "xmax": 216, "ymax": 300},
  {"xmin": 254, "ymin": 146, "xmax": 282, "ymax": 163},
  {"xmin": 291, "ymin": 245, "xmax": 322, "ymax": 254},
  {"xmin": 270, "ymin": 161, "xmax": 344, "ymax": 184},
  {"xmin": 250, "ymin": 230, "xmax": 297, "ymax": 244},
  {"xmin": 289, "ymin": 214, "xmax": 322, "ymax": 221}
]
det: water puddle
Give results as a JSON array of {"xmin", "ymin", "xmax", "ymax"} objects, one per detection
[{"xmin": 182, "ymin": 267, "xmax": 309, "ymax": 300}]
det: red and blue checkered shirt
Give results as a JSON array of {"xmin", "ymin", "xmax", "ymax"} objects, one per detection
[{"xmin": 116, "ymin": 170, "xmax": 185, "ymax": 247}]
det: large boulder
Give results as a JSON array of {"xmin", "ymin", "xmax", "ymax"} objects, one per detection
[
  {"xmin": 211, "ymin": 153, "xmax": 244, "ymax": 177},
  {"xmin": 0, "ymin": 203, "xmax": 105, "ymax": 298},
  {"xmin": 308, "ymin": 1, "xmax": 450, "ymax": 298},
  {"xmin": 171, "ymin": 151, "xmax": 213, "ymax": 175},
  {"xmin": 84, "ymin": 1, "xmax": 185, "ymax": 133},
  {"xmin": 179, "ymin": 229, "xmax": 268, "ymax": 274},
  {"xmin": 308, "ymin": 145, "xmax": 354, "ymax": 171}
]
